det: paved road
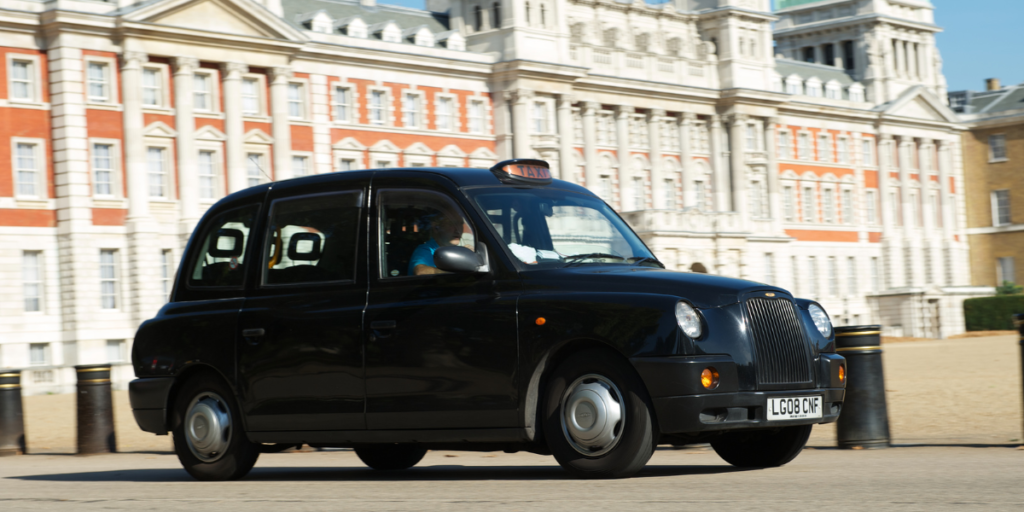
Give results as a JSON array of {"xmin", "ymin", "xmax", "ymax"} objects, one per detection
[{"xmin": 2, "ymin": 446, "xmax": 1022, "ymax": 511}]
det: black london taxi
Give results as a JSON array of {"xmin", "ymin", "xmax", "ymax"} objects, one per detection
[{"xmin": 129, "ymin": 159, "xmax": 846, "ymax": 481}]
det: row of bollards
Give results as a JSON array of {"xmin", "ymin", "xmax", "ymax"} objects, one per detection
[{"xmin": 0, "ymin": 365, "xmax": 116, "ymax": 455}]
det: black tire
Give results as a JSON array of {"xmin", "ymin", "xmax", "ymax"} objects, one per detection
[
  {"xmin": 542, "ymin": 348, "xmax": 656, "ymax": 479},
  {"xmin": 171, "ymin": 374, "xmax": 260, "ymax": 481},
  {"xmin": 355, "ymin": 444, "xmax": 427, "ymax": 470},
  {"xmin": 710, "ymin": 425, "xmax": 812, "ymax": 468}
]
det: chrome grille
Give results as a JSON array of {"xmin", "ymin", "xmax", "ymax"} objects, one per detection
[{"xmin": 746, "ymin": 297, "xmax": 812, "ymax": 385}]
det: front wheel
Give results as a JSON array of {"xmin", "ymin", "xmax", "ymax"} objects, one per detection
[
  {"xmin": 542, "ymin": 349, "xmax": 656, "ymax": 479},
  {"xmin": 355, "ymin": 444, "xmax": 427, "ymax": 470},
  {"xmin": 171, "ymin": 375, "xmax": 260, "ymax": 481},
  {"xmin": 710, "ymin": 425, "xmax": 812, "ymax": 468}
]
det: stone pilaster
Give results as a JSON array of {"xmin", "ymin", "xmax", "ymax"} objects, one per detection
[
  {"xmin": 581, "ymin": 101, "xmax": 599, "ymax": 190},
  {"xmin": 615, "ymin": 105, "xmax": 633, "ymax": 210},
  {"xmin": 709, "ymin": 115, "xmax": 729, "ymax": 212},
  {"xmin": 270, "ymin": 66, "xmax": 293, "ymax": 181},
  {"xmin": 310, "ymin": 74, "xmax": 334, "ymax": 174},
  {"xmin": 511, "ymin": 89, "xmax": 533, "ymax": 158},
  {"xmin": 173, "ymin": 56, "xmax": 199, "ymax": 241},
  {"xmin": 728, "ymin": 113, "xmax": 748, "ymax": 224},
  {"xmin": 764, "ymin": 117, "xmax": 781, "ymax": 234},
  {"xmin": 648, "ymin": 108, "xmax": 665, "ymax": 209},
  {"xmin": 221, "ymin": 62, "xmax": 248, "ymax": 193},
  {"xmin": 555, "ymin": 94, "xmax": 574, "ymax": 181},
  {"xmin": 679, "ymin": 113, "xmax": 695, "ymax": 208}
]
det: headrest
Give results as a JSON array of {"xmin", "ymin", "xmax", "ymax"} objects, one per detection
[
  {"xmin": 288, "ymin": 232, "xmax": 322, "ymax": 261},
  {"xmin": 209, "ymin": 229, "xmax": 245, "ymax": 258}
]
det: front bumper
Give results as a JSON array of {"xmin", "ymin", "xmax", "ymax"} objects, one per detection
[
  {"xmin": 653, "ymin": 388, "xmax": 845, "ymax": 434},
  {"xmin": 128, "ymin": 377, "xmax": 175, "ymax": 435}
]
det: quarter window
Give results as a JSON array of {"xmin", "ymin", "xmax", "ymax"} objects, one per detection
[
  {"xmin": 189, "ymin": 204, "xmax": 260, "ymax": 288},
  {"xmin": 264, "ymin": 191, "xmax": 364, "ymax": 285}
]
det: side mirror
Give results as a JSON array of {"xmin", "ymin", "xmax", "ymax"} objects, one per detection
[{"xmin": 434, "ymin": 246, "xmax": 486, "ymax": 273}]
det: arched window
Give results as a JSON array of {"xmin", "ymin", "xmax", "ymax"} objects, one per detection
[
  {"xmin": 493, "ymin": 2, "xmax": 501, "ymax": 29},
  {"xmin": 474, "ymin": 5, "xmax": 483, "ymax": 32}
]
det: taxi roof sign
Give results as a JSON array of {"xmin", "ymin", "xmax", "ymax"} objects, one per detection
[{"xmin": 489, "ymin": 159, "xmax": 552, "ymax": 185}]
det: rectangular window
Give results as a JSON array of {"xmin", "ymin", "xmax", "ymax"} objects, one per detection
[
  {"xmin": 93, "ymin": 143, "xmax": 115, "ymax": 196},
  {"xmin": 147, "ymin": 147, "xmax": 166, "ymax": 197},
  {"xmin": 823, "ymin": 189, "xmax": 836, "ymax": 223},
  {"xmin": 100, "ymin": 249, "xmax": 118, "ymax": 310},
  {"xmin": 695, "ymin": 181, "xmax": 707, "ymax": 211},
  {"xmin": 837, "ymin": 138, "xmax": 849, "ymax": 164},
  {"xmin": 29, "ymin": 343, "xmax": 50, "ymax": 366},
  {"xmin": 198, "ymin": 150, "xmax": 217, "ymax": 199},
  {"xmin": 847, "ymin": 257, "xmax": 857, "ymax": 296},
  {"xmin": 866, "ymin": 190, "xmax": 877, "ymax": 225},
  {"xmin": 891, "ymin": 191, "xmax": 901, "ymax": 226},
  {"xmin": 292, "ymin": 155, "xmax": 309, "ymax": 177},
  {"xmin": 23, "ymin": 251, "xmax": 42, "ymax": 313},
  {"xmin": 992, "ymin": 190, "xmax": 1011, "ymax": 226},
  {"xmin": 802, "ymin": 186, "xmax": 816, "ymax": 223},
  {"xmin": 10, "ymin": 59, "xmax": 34, "ymax": 101},
  {"xmin": 764, "ymin": 253, "xmax": 775, "ymax": 285},
  {"xmin": 791, "ymin": 255, "xmax": 800, "ymax": 295},
  {"xmin": 664, "ymin": 179, "xmax": 675, "ymax": 210},
  {"xmin": 15, "ymin": 142, "xmax": 41, "ymax": 197},
  {"xmin": 193, "ymin": 73, "xmax": 212, "ymax": 111},
  {"xmin": 778, "ymin": 131, "xmax": 791, "ymax": 159},
  {"xmin": 818, "ymin": 135, "xmax": 832, "ymax": 162},
  {"xmin": 333, "ymin": 86, "xmax": 350, "ymax": 122},
  {"xmin": 436, "ymin": 96, "xmax": 453, "ymax": 131},
  {"xmin": 142, "ymin": 68, "xmax": 161, "ymax": 107},
  {"xmin": 369, "ymin": 90, "xmax": 386, "ymax": 125},
  {"xmin": 808, "ymin": 256, "xmax": 818, "ymax": 298},
  {"xmin": 160, "ymin": 249, "xmax": 173, "ymax": 299},
  {"xmin": 798, "ymin": 133, "xmax": 811, "ymax": 160},
  {"xmin": 783, "ymin": 186, "xmax": 796, "ymax": 221},
  {"xmin": 871, "ymin": 257, "xmax": 880, "ymax": 292},
  {"xmin": 633, "ymin": 178, "xmax": 644, "ymax": 210},
  {"xmin": 468, "ymin": 100, "xmax": 484, "ymax": 134},
  {"xmin": 745, "ymin": 125, "xmax": 756, "ymax": 151},
  {"xmin": 287, "ymin": 83, "xmax": 304, "ymax": 119},
  {"xmin": 403, "ymin": 93, "xmax": 420, "ymax": 128},
  {"xmin": 842, "ymin": 189, "xmax": 853, "ymax": 224},
  {"xmin": 997, "ymin": 257, "xmax": 1016, "ymax": 285},
  {"xmin": 242, "ymin": 78, "xmax": 260, "ymax": 115},
  {"xmin": 828, "ymin": 257, "xmax": 838, "ymax": 297},
  {"xmin": 106, "ymin": 340, "xmax": 126, "ymax": 363},
  {"xmin": 339, "ymin": 158, "xmax": 355, "ymax": 171},
  {"xmin": 87, "ymin": 62, "xmax": 110, "ymax": 103},
  {"xmin": 376, "ymin": 160, "xmax": 391, "ymax": 169},
  {"xmin": 990, "ymin": 134, "xmax": 1007, "ymax": 161},
  {"xmin": 533, "ymin": 101, "xmax": 548, "ymax": 134},
  {"xmin": 862, "ymin": 139, "xmax": 873, "ymax": 166},
  {"xmin": 246, "ymin": 153, "xmax": 264, "ymax": 187}
]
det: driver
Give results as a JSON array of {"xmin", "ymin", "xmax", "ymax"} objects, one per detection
[{"xmin": 408, "ymin": 209, "xmax": 466, "ymax": 276}]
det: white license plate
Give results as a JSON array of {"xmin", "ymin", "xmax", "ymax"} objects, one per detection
[{"xmin": 767, "ymin": 396, "xmax": 823, "ymax": 421}]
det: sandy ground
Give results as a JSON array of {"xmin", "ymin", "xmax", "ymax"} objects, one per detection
[{"xmin": 17, "ymin": 334, "xmax": 1024, "ymax": 453}]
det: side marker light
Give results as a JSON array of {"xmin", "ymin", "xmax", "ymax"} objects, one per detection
[
  {"xmin": 839, "ymin": 365, "xmax": 846, "ymax": 383},
  {"xmin": 701, "ymin": 367, "xmax": 720, "ymax": 390},
  {"xmin": 536, "ymin": 317, "xmax": 546, "ymax": 326}
]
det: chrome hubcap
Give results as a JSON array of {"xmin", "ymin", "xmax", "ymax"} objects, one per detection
[
  {"xmin": 185, "ymin": 392, "xmax": 232, "ymax": 463},
  {"xmin": 560, "ymin": 374, "xmax": 625, "ymax": 457}
]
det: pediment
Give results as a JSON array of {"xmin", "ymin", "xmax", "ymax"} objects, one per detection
[
  {"xmin": 404, "ymin": 142, "xmax": 434, "ymax": 155},
  {"xmin": 879, "ymin": 86, "xmax": 959, "ymax": 123},
  {"xmin": 143, "ymin": 121, "xmax": 176, "ymax": 138},
  {"xmin": 244, "ymin": 129, "xmax": 273, "ymax": 144},
  {"xmin": 126, "ymin": 0, "xmax": 306, "ymax": 42},
  {"xmin": 437, "ymin": 144, "xmax": 467, "ymax": 157},
  {"xmin": 370, "ymin": 139, "xmax": 401, "ymax": 153},
  {"xmin": 333, "ymin": 136, "xmax": 366, "ymax": 151},
  {"xmin": 195, "ymin": 125, "xmax": 226, "ymax": 141},
  {"xmin": 469, "ymin": 146, "xmax": 498, "ymax": 159}
]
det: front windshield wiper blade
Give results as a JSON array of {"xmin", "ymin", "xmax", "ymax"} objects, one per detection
[
  {"xmin": 628, "ymin": 256, "xmax": 665, "ymax": 268},
  {"xmin": 563, "ymin": 253, "xmax": 626, "ymax": 267}
]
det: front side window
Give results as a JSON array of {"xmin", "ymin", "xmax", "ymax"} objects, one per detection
[
  {"xmin": 288, "ymin": 83, "xmax": 304, "ymax": 118},
  {"xmin": 147, "ymin": 147, "xmax": 166, "ymax": 197},
  {"xmin": 189, "ymin": 204, "xmax": 260, "ymax": 288},
  {"xmin": 471, "ymin": 187, "xmax": 658, "ymax": 270},
  {"xmin": 15, "ymin": 142, "xmax": 40, "ymax": 197},
  {"xmin": 10, "ymin": 59, "xmax": 34, "ymax": 101},
  {"xmin": 100, "ymin": 249, "xmax": 119, "ymax": 309},
  {"xmin": 379, "ymin": 190, "xmax": 476, "ymax": 278},
  {"xmin": 242, "ymin": 78, "xmax": 260, "ymax": 115},
  {"xmin": 264, "ymin": 191, "xmax": 363, "ymax": 285},
  {"xmin": 93, "ymin": 143, "xmax": 115, "ymax": 196},
  {"xmin": 142, "ymin": 68, "xmax": 161, "ymax": 107},
  {"xmin": 87, "ymin": 62, "xmax": 109, "ymax": 102},
  {"xmin": 990, "ymin": 134, "xmax": 1007, "ymax": 161}
]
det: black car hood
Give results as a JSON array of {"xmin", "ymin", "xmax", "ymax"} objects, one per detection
[{"xmin": 519, "ymin": 266, "xmax": 790, "ymax": 309}]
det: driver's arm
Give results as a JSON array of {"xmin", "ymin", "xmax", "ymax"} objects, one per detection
[{"xmin": 413, "ymin": 264, "xmax": 446, "ymax": 275}]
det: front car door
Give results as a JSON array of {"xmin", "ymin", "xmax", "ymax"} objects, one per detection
[
  {"xmin": 237, "ymin": 175, "xmax": 370, "ymax": 432},
  {"xmin": 363, "ymin": 172, "xmax": 520, "ymax": 430}
]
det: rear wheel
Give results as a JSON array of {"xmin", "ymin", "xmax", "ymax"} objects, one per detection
[
  {"xmin": 710, "ymin": 425, "xmax": 812, "ymax": 468},
  {"xmin": 171, "ymin": 374, "xmax": 260, "ymax": 481},
  {"xmin": 355, "ymin": 444, "xmax": 427, "ymax": 470},
  {"xmin": 542, "ymin": 349, "xmax": 655, "ymax": 479}
]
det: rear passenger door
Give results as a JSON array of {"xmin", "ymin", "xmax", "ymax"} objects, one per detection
[{"xmin": 237, "ymin": 177, "xmax": 369, "ymax": 432}]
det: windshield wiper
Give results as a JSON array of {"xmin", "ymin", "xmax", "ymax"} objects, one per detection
[
  {"xmin": 628, "ymin": 256, "xmax": 664, "ymax": 268},
  {"xmin": 563, "ymin": 253, "xmax": 626, "ymax": 267}
]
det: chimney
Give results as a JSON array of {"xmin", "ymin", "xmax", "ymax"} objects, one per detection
[{"xmin": 986, "ymin": 78, "xmax": 1001, "ymax": 91}]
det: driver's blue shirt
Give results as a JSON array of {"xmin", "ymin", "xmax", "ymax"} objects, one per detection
[{"xmin": 407, "ymin": 239, "xmax": 440, "ymax": 275}]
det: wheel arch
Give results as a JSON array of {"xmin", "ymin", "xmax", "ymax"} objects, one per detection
[{"xmin": 165, "ymin": 363, "xmax": 238, "ymax": 431}]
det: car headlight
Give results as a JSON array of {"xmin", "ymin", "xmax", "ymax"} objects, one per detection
[
  {"xmin": 675, "ymin": 302, "xmax": 702, "ymax": 338},
  {"xmin": 808, "ymin": 303, "xmax": 832, "ymax": 337}
]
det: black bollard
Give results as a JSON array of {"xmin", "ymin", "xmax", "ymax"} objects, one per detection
[
  {"xmin": 0, "ymin": 370, "xmax": 26, "ymax": 456},
  {"xmin": 76, "ymin": 364, "xmax": 116, "ymax": 454},
  {"xmin": 1016, "ymin": 314, "xmax": 1024, "ymax": 442},
  {"xmin": 834, "ymin": 325, "xmax": 891, "ymax": 449}
]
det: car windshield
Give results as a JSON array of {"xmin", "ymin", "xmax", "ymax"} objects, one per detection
[{"xmin": 468, "ymin": 187, "xmax": 661, "ymax": 270}]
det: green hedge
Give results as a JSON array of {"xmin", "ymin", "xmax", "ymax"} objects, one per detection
[{"xmin": 963, "ymin": 295, "xmax": 1024, "ymax": 331}]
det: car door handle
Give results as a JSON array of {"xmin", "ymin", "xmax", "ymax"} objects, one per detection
[
  {"xmin": 370, "ymin": 321, "xmax": 396, "ymax": 330},
  {"xmin": 242, "ymin": 328, "xmax": 265, "ymax": 338}
]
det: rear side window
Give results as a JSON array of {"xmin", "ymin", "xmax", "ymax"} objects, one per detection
[
  {"xmin": 263, "ymin": 191, "xmax": 363, "ymax": 285},
  {"xmin": 189, "ymin": 204, "xmax": 260, "ymax": 288}
]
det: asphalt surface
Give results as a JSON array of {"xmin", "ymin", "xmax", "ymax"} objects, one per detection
[{"xmin": 2, "ymin": 445, "xmax": 1022, "ymax": 511}]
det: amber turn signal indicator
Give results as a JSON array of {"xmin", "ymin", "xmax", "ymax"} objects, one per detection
[
  {"xmin": 838, "ymin": 365, "xmax": 846, "ymax": 383},
  {"xmin": 535, "ymin": 317, "xmax": 546, "ymax": 326},
  {"xmin": 701, "ymin": 367, "xmax": 720, "ymax": 390}
]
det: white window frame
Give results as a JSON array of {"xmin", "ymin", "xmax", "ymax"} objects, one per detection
[
  {"xmin": 745, "ymin": 124, "xmax": 757, "ymax": 151},
  {"xmin": 861, "ymin": 138, "xmax": 874, "ymax": 166},
  {"xmin": 468, "ymin": 98, "xmax": 486, "ymax": 134},
  {"xmin": 141, "ymin": 64, "xmax": 171, "ymax": 109},
  {"xmin": 332, "ymin": 84, "xmax": 355, "ymax": 124},
  {"xmin": 29, "ymin": 343, "xmax": 51, "ymax": 366},
  {"xmin": 992, "ymin": 189, "xmax": 1011, "ymax": 227},
  {"xmin": 764, "ymin": 253, "xmax": 775, "ymax": 285},
  {"xmin": 160, "ymin": 249, "xmax": 175, "ymax": 299},
  {"xmin": 818, "ymin": 134, "xmax": 832, "ymax": 162},
  {"xmin": 22, "ymin": 250, "xmax": 43, "ymax": 314},
  {"xmin": 827, "ymin": 256, "xmax": 839, "ymax": 297},
  {"xmin": 106, "ymin": 340, "xmax": 127, "ymax": 363},
  {"xmin": 434, "ymin": 94, "xmax": 457, "ymax": 132},
  {"xmin": 338, "ymin": 158, "xmax": 358, "ymax": 171},
  {"xmin": 402, "ymin": 90, "xmax": 424, "ymax": 129},
  {"xmin": 291, "ymin": 152, "xmax": 312, "ymax": 177},
  {"xmin": 783, "ymin": 184, "xmax": 796, "ymax": 221},
  {"xmin": 193, "ymin": 69, "xmax": 220, "ymax": 113},
  {"xmin": 195, "ymin": 144, "xmax": 224, "ymax": 201},
  {"xmin": 90, "ymin": 138, "xmax": 122, "ymax": 198},
  {"xmin": 847, "ymin": 257, "xmax": 858, "ymax": 296},
  {"xmin": 841, "ymin": 187, "xmax": 854, "ymax": 224},
  {"xmin": 778, "ymin": 130, "xmax": 792, "ymax": 160},
  {"xmin": 11, "ymin": 138, "xmax": 46, "ymax": 200},
  {"xmin": 245, "ymin": 150, "xmax": 270, "ymax": 187},
  {"xmin": 241, "ymin": 74, "xmax": 266, "ymax": 117},
  {"xmin": 989, "ymin": 134, "xmax": 1007, "ymax": 162},
  {"xmin": 532, "ymin": 99, "xmax": 551, "ymax": 134},
  {"xmin": 866, "ymin": 189, "xmax": 878, "ymax": 225},
  {"xmin": 802, "ymin": 185, "xmax": 816, "ymax": 223},
  {"xmin": 144, "ymin": 142, "xmax": 173, "ymax": 199},
  {"xmin": 837, "ymin": 137, "xmax": 849, "ymax": 164},
  {"xmin": 997, "ymin": 257, "xmax": 1016, "ymax": 285},
  {"xmin": 99, "ymin": 249, "xmax": 120, "ymax": 311},
  {"xmin": 84, "ymin": 57, "xmax": 116, "ymax": 105},
  {"xmin": 287, "ymin": 80, "xmax": 308, "ymax": 120},
  {"xmin": 7, "ymin": 54, "xmax": 42, "ymax": 104},
  {"xmin": 368, "ymin": 88, "xmax": 391, "ymax": 126},
  {"xmin": 797, "ymin": 132, "xmax": 812, "ymax": 160},
  {"xmin": 822, "ymin": 186, "xmax": 836, "ymax": 223}
]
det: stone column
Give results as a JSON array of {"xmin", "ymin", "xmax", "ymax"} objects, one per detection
[
  {"xmin": 615, "ymin": 105, "xmax": 634, "ymax": 210},
  {"xmin": 582, "ymin": 101, "xmax": 599, "ymax": 190},
  {"xmin": 679, "ymin": 113, "xmax": 695, "ymax": 208},
  {"xmin": 764, "ymin": 116, "xmax": 781, "ymax": 233},
  {"xmin": 173, "ymin": 57, "xmax": 199, "ymax": 238},
  {"xmin": 878, "ymin": 134, "xmax": 894, "ymax": 231},
  {"xmin": 937, "ymin": 140, "xmax": 953, "ymax": 238},
  {"xmin": 648, "ymin": 108, "xmax": 665, "ymax": 209},
  {"xmin": 556, "ymin": 94, "xmax": 574, "ymax": 180},
  {"xmin": 918, "ymin": 138, "xmax": 934, "ymax": 232},
  {"xmin": 897, "ymin": 135, "xmax": 913, "ymax": 231},
  {"xmin": 122, "ymin": 51, "xmax": 150, "ymax": 220},
  {"xmin": 270, "ymin": 66, "xmax": 293, "ymax": 181},
  {"xmin": 512, "ymin": 89, "xmax": 533, "ymax": 158},
  {"xmin": 729, "ymin": 113, "xmax": 748, "ymax": 223},
  {"xmin": 893, "ymin": 39, "xmax": 904, "ymax": 78},
  {"xmin": 221, "ymin": 62, "xmax": 248, "ymax": 193},
  {"xmin": 709, "ymin": 115, "xmax": 729, "ymax": 211}
]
